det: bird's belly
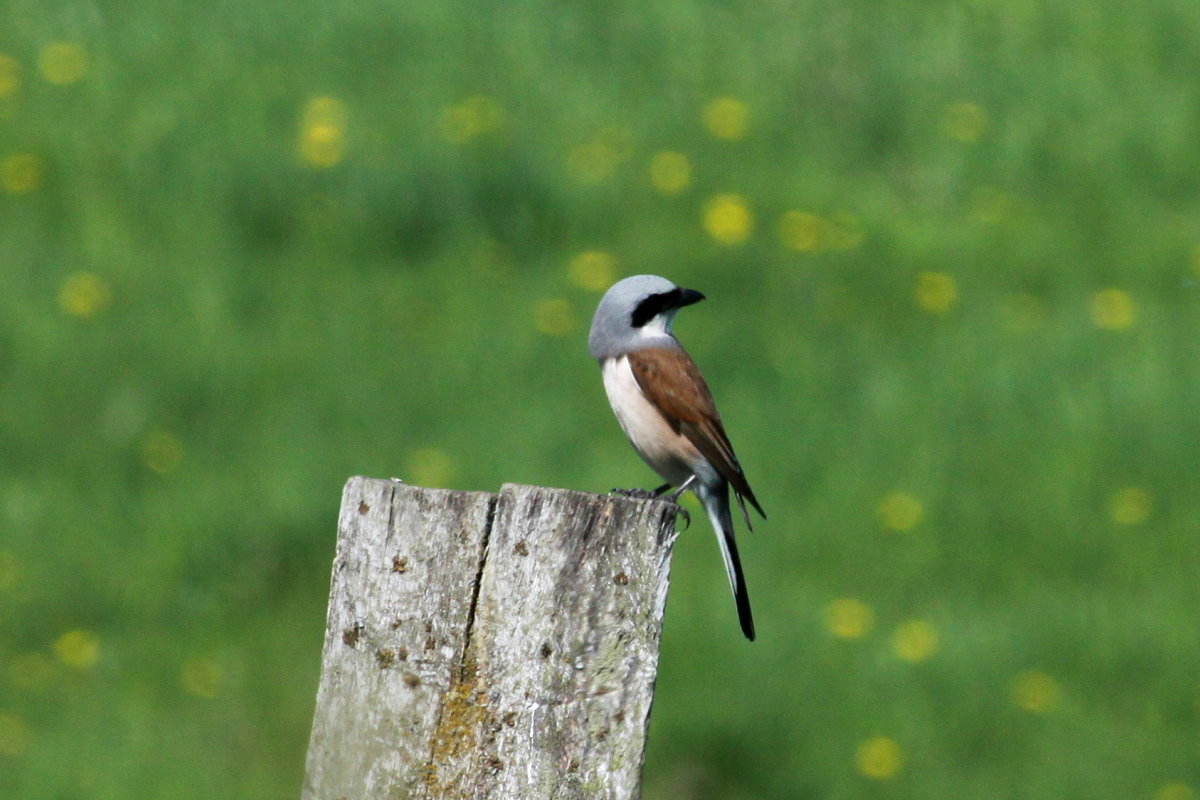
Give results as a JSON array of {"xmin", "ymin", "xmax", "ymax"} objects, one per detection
[{"xmin": 601, "ymin": 356, "xmax": 708, "ymax": 486}]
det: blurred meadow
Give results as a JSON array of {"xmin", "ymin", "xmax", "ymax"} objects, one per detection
[{"xmin": 3, "ymin": 0, "xmax": 1200, "ymax": 797}]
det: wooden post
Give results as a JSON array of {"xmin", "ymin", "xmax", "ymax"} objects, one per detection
[{"xmin": 302, "ymin": 477, "xmax": 679, "ymax": 800}]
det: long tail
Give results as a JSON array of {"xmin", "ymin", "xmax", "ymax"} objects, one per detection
[{"xmin": 695, "ymin": 480, "xmax": 755, "ymax": 641}]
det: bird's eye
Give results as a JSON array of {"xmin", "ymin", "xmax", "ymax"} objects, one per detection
[{"xmin": 630, "ymin": 290, "xmax": 680, "ymax": 328}]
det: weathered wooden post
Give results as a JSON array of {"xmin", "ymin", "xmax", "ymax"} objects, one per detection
[{"xmin": 302, "ymin": 477, "xmax": 679, "ymax": 800}]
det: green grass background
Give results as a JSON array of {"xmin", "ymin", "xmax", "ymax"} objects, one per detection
[{"xmin": 3, "ymin": 0, "xmax": 1200, "ymax": 797}]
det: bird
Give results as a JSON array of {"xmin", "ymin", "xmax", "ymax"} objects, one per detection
[{"xmin": 588, "ymin": 274, "xmax": 765, "ymax": 640}]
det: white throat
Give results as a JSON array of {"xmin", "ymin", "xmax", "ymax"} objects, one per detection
[
  {"xmin": 600, "ymin": 354, "xmax": 707, "ymax": 487},
  {"xmin": 637, "ymin": 311, "xmax": 677, "ymax": 339}
]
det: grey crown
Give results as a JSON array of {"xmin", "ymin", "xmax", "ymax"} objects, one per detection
[{"xmin": 587, "ymin": 274, "xmax": 680, "ymax": 360}]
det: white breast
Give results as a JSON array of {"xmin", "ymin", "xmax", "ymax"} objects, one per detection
[{"xmin": 601, "ymin": 355, "xmax": 710, "ymax": 486}]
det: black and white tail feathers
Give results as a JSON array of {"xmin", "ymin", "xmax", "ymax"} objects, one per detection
[{"xmin": 696, "ymin": 480, "xmax": 755, "ymax": 641}]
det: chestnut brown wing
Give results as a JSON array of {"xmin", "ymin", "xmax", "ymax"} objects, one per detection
[{"xmin": 627, "ymin": 347, "xmax": 765, "ymax": 520}]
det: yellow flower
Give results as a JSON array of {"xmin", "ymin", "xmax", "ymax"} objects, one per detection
[
  {"xmin": 942, "ymin": 101, "xmax": 989, "ymax": 144},
  {"xmin": 1109, "ymin": 487, "xmax": 1153, "ymax": 525},
  {"xmin": 777, "ymin": 211, "xmax": 864, "ymax": 252},
  {"xmin": 1, "ymin": 153, "xmax": 45, "ymax": 195},
  {"xmin": 648, "ymin": 151, "xmax": 692, "ymax": 195},
  {"xmin": 181, "ymin": 657, "xmax": 223, "ymax": 699},
  {"xmin": 38, "ymin": 42, "xmax": 88, "ymax": 85},
  {"xmin": 914, "ymin": 272, "xmax": 958, "ymax": 314},
  {"xmin": 892, "ymin": 619, "xmax": 939, "ymax": 662},
  {"xmin": 1090, "ymin": 288, "xmax": 1136, "ymax": 330},
  {"xmin": 406, "ymin": 447, "xmax": 456, "ymax": 488},
  {"xmin": 439, "ymin": 95, "xmax": 505, "ymax": 143},
  {"xmin": 566, "ymin": 127, "xmax": 632, "ymax": 185},
  {"xmin": 142, "ymin": 431, "xmax": 184, "ymax": 474},
  {"xmin": 1011, "ymin": 670, "xmax": 1061, "ymax": 713},
  {"xmin": 54, "ymin": 629, "xmax": 101, "ymax": 670},
  {"xmin": 534, "ymin": 298, "xmax": 577, "ymax": 336},
  {"xmin": 0, "ymin": 712, "xmax": 30, "ymax": 758},
  {"xmin": 877, "ymin": 491, "xmax": 923, "ymax": 532},
  {"xmin": 703, "ymin": 193, "xmax": 753, "ymax": 245},
  {"xmin": 824, "ymin": 597, "xmax": 874, "ymax": 639},
  {"xmin": 568, "ymin": 251, "xmax": 617, "ymax": 292},
  {"xmin": 1156, "ymin": 782, "xmax": 1196, "ymax": 800},
  {"xmin": 777, "ymin": 211, "xmax": 824, "ymax": 252},
  {"xmin": 0, "ymin": 53, "xmax": 21, "ymax": 98},
  {"xmin": 298, "ymin": 96, "xmax": 349, "ymax": 169},
  {"xmin": 855, "ymin": 736, "xmax": 903, "ymax": 780},
  {"xmin": 969, "ymin": 186, "xmax": 1014, "ymax": 225},
  {"xmin": 702, "ymin": 96, "xmax": 749, "ymax": 140},
  {"xmin": 58, "ymin": 272, "xmax": 112, "ymax": 318}
]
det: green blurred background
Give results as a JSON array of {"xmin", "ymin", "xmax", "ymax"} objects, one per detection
[{"xmin": 3, "ymin": 0, "xmax": 1200, "ymax": 797}]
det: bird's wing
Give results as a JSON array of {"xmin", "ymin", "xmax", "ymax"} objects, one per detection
[{"xmin": 627, "ymin": 347, "xmax": 765, "ymax": 521}]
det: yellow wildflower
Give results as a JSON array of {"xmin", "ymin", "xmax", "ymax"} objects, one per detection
[
  {"xmin": 298, "ymin": 96, "xmax": 349, "ymax": 168},
  {"xmin": 892, "ymin": 619, "xmax": 939, "ymax": 662},
  {"xmin": 914, "ymin": 272, "xmax": 958, "ymax": 314},
  {"xmin": 1109, "ymin": 487, "xmax": 1153, "ymax": 525},
  {"xmin": 181, "ymin": 657, "xmax": 223, "ymax": 699},
  {"xmin": 1011, "ymin": 670, "xmax": 1061, "ymax": 713},
  {"xmin": 1, "ymin": 153, "xmax": 45, "ymax": 195},
  {"xmin": 877, "ymin": 491, "xmax": 923, "ymax": 532},
  {"xmin": 824, "ymin": 597, "xmax": 874, "ymax": 639},
  {"xmin": 0, "ymin": 53, "xmax": 21, "ymax": 98},
  {"xmin": 39, "ymin": 42, "xmax": 88, "ymax": 85},
  {"xmin": 1090, "ymin": 288, "xmax": 1135, "ymax": 330},
  {"xmin": 58, "ymin": 272, "xmax": 112, "ymax": 318},
  {"xmin": 702, "ymin": 97, "xmax": 749, "ymax": 140},
  {"xmin": 703, "ymin": 194, "xmax": 753, "ymax": 245},
  {"xmin": 405, "ymin": 447, "xmax": 456, "ymax": 487},
  {"xmin": 439, "ymin": 95, "xmax": 505, "ymax": 143},
  {"xmin": 855, "ymin": 736, "xmax": 903, "ymax": 780},
  {"xmin": 568, "ymin": 251, "xmax": 617, "ymax": 292},
  {"xmin": 648, "ymin": 151, "xmax": 692, "ymax": 195},
  {"xmin": 54, "ymin": 629, "xmax": 100, "ymax": 670}
]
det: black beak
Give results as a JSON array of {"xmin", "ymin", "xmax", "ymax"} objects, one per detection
[{"xmin": 631, "ymin": 286, "xmax": 707, "ymax": 328}]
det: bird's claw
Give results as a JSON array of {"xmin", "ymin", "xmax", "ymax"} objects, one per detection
[
  {"xmin": 672, "ymin": 505, "xmax": 691, "ymax": 530},
  {"xmin": 609, "ymin": 487, "xmax": 690, "ymax": 529}
]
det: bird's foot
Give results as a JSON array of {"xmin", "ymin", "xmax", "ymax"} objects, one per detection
[
  {"xmin": 609, "ymin": 487, "xmax": 692, "ymax": 529},
  {"xmin": 667, "ymin": 475, "xmax": 697, "ymax": 503},
  {"xmin": 664, "ymin": 476, "xmax": 698, "ymax": 529}
]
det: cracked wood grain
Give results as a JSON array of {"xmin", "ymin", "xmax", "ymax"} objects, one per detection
[{"xmin": 302, "ymin": 478, "xmax": 679, "ymax": 800}]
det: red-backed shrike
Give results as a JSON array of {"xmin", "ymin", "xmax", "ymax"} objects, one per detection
[{"xmin": 589, "ymin": 275, "xmax": 764, "ymax": 640}]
